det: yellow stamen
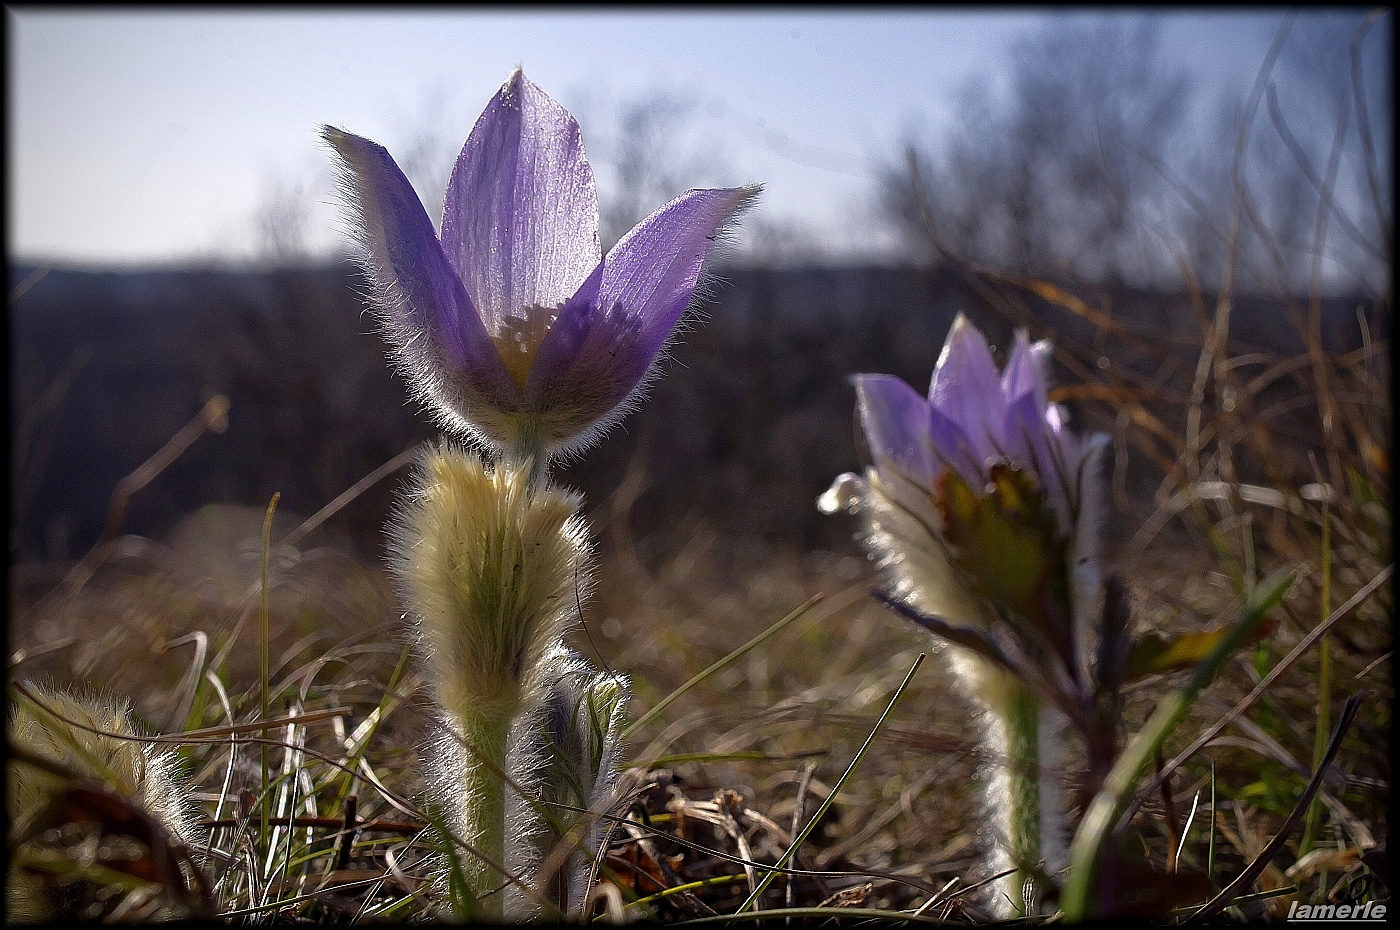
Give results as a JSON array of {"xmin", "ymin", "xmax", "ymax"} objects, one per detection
[{"xmin": 492, "ymin": 307, "xmax": 560, "ymax": 391}]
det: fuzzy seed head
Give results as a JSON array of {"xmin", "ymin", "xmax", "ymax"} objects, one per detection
[{"xmin": 8, "ymin": 684, "xmax": 191, "ymax": 841}]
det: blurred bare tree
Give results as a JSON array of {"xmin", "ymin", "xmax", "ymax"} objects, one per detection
[
  {"xmin": 887, "ymin": 20, "xmax": 1189, "ymax": 286},
  {"xmin": 1166, "ymin": 11, "xmax": 1392, "ymax": 297},
  {"xmin": 1241, "ymin": 10, "xmax": 1391, "ymax": 296},
  {"xmin": 391, "ymin": 85, "xmax": 469, "ymax": 233},
  {"xmin": 252, "ymin": 172, "xmax": 315, "ymax": 266},
  {"xmin": 885, "ymin": 11, "xmax": 1392, "ymax": 295},
  {"xmin": 591, "ymin": 90, "xmax": 833, "ymax": 265},
  {"xmin": 732, "ymin": 211, "xmax": 827, "ymax": 267}
]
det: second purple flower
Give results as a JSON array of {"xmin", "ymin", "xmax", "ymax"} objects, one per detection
[{"xmin": 325, "ymin": 69, "xmax": 759, "ymax": 464}]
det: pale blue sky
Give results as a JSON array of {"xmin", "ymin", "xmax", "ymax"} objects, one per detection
[{"xmin": 6, "ymin": 8, "xmax": 1370, "ymax": 267}]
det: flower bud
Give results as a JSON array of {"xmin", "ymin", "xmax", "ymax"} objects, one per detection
[{"xmin": 7, "ymin": 684, "xmax": 194, "ymax": 921}]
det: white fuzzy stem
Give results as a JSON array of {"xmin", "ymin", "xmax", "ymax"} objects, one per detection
[
  {"xmin": 449, "ymin": 707, "xmax": 511, "ymax": 922},
  {"xmin": 505, "ymin": 421, "xmax": 548, "ymax": 491},
  {"xmin": 1001, "ymin": 682, "xmax": 1044, "ymax": 916}
]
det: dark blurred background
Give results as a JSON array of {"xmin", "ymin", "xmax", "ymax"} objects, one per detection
[{"xmin": 7, "ymin": 262, "xmax": 1381, "ymax": 565}]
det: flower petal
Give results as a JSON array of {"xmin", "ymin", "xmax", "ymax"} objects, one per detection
[
  {"xmin": 929, "ymin": 314, "xmax": 1007, "ymax": 467},
  {"xmin": 520, "ymin": 261, "xmax": 604, "ymax": 406},
  {"xmin": 594, "ymin": 186, "xmax": 761, "ymax": 356},
  {"xmin": 519, "ymin": 185, "xmax": 760, "ymax": 453},
  {"xmin": 520, "ymin": 263, "xmax": 653, "ymax": 451},
  {"xmin": 862, "ymin": 470, "xmax": 989, "ymax": 632},
  {"xmin": 927, "ymin": 403, "xmax": 984, "ymax": 487},
  {"xmin": 441, "ymin": 69, "xmax": 600, "ymax": 331},
  {"xmin": 1005, "ymin": 392, "xmax": 1058, "ymax": 492},
  {"xmin": 1000, "ymin": 329, "xmax": 1048, "ymax": 411},
  {"xmin": 854, "ymin": 374, "xmax": 936, "ymax": 488},
  {"xmin": 1030, "ymin": 338, "xmax": 1053, "ymax": 396},
  {"xmin": 322, "ymin": 126, "xmax": 520, "ymax": 434}
]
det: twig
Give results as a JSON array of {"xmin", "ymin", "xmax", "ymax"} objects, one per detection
[
  {"xmin": 280, "ymin": 445, "xmax": 419, "ymax": 550},
  {"xmin": 43, "ymin": 394, "xmax": 230, "ymax": 603},
  {"xmin": 624, "ymin": 593, "xmax": 826, "ymax": 739},
  {"xmin": 581, "ymin": 804, "xmax": 943, "ymax": 899},
  {"xmin": 7, "ymin": 263, "xmax": 53, "ymax": 304},
  {"xmin": 194, "ymin": 813, "xmax": 414, "ymax": 836},
  {"xmin": 336, "ymin": 795, "xmax": 360, "ymax": 869}
]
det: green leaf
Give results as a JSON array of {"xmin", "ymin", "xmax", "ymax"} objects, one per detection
[
  {"xmin": 1060, "ymin": 566, "xmax": 1295, "ymax": 921},
  {"xmin": 1125, "ymin": 618, "xmax": 1276, "ymax": 682}
]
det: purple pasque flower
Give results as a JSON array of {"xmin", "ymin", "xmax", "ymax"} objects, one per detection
[
  {"xmin": 822, "ymin": 311, "xmax": 1110, "ymax": 698},
  {"xmin": 324, "ymin": 69, "xmax": 759, "ymax": 462},
  {"xmin": 852, "ymin": 313, "xmax": 1085, "ymax": 525}
]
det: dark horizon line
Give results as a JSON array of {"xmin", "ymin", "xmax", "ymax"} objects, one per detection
[{"xmin": 6, "ymin": 258, "xmax": 1384, "ymax": 303}]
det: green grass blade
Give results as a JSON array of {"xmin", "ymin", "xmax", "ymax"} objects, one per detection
[
  {"xmin": 623, "ymin": 872, "xmax": 749, "ymax": 912},
  {"xmin": 1207, "ymin": 759, "xmax": 1217, "ymax": 883},
  {"xmin": 1060, "ymin": 567, "xmax": 1294, "ymax": 921},
  {"xmin": 1300, "ymin": 496, "xmax": 1332, "ymax": 857},
  {"xmin": 422, "ymin": 800, "xmax": 478, "ymax": 923},
  {"xmin": 260, "ymin": 492, "xmax": 279, "ymax": 846}
]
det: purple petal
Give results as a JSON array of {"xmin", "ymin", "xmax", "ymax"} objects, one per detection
[
  {"xmin": 441, "ymin": 69, "xmax": 600, "ymax": 331},
  {"xmin": 1005, "ymin": 392, "xmax": 1056, "ymax": 483},
  {"xmin": 1030, "ymin": 338, "xmax": 1053, "ymax": 398},
  {"xmin": 518, "ymin": 185, "xmax": 759, "ymax": 449},
  {"xmin": 928, "ymin": 314, "xmax": 1006, "ymax": 467},
  {"xmin": 517, "ymin": 262, "xmax": 654, "ymax": 448},
  {"xmin": 594, "ymin": 186, "xmax": 761, "ymax": 355},
  {"xmin": 322, "ymin": 126, "xmax": 519, "ymax": 421},
  {"xmin": 927, "ymin": 403, "xmax": 984, "ymax": 487},
  {"xmin": 522, "ymin": 263, "xmax": 603, "ymax": 402},
  {"xmin": 854, "ymin": 374, "xmax": 935, "ymax": 487},
  {"xmin": 1001, "ymin": 329, "xmax": 1044, "ymax": 408}
]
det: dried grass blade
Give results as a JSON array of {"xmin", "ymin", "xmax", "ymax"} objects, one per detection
[
  {"xmin": 623, "ymin": 592, "xmax": 825, "ymax": 740},
  {"xmin": 737, "ymin": 652, "xmax": 925, "ymax": 913}
]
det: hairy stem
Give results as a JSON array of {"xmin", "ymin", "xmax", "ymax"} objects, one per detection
[
  {"xmin": 1002, "ymin": 682, "xmax": 1044, "ymax": 915},
  {"xmin": 453, "ymin": 707, "xmax": 513, "ymax": 922},
  {"xmin": 505, "ymin": 418, "xmax": 548, "ymax": 491}
]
